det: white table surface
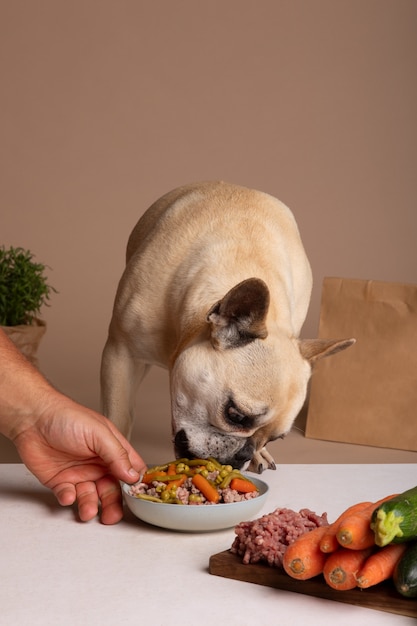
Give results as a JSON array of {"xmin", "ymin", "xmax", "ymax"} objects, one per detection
[{"xmin": 1, "ymin": 463, "xmax": 416, "ymax": 626}]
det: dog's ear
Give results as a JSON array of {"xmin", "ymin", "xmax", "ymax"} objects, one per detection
[
  {"xmin": 206, "ymin": 278, "xmax": 270, "ymax": 349},
  {"xmin": 299, "ymin": 337, "xmax": 355, "ymax": 364}
]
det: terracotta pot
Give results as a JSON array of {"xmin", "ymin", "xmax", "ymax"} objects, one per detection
[{"xmin": 2, "ymin": 318, "xmax": 46, "ymax": 368}]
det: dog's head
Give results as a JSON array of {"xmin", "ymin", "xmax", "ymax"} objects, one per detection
[{"xmin": 170, "ymin": 278, "xmax": 354, "ymax": 473}]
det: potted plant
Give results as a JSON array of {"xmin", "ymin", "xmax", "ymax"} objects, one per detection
[{"xmin": 0, "ymin": 246, "xmax": 56, "ymax": 366}]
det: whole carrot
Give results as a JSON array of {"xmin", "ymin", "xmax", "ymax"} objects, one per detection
[
  {"xmin": 320, "ymin": 501, "xmax": 372, "ymax": 553},
  {"xmin": 336, "ymin": 494, "xmax": 398, "ymax": 550},
  {"xmin": 192, "ymin": 473, "xmax": 220, "ymax": 503},
  {"xmin": 323, "ymin": 547, "xmax": 373, "ymax": 590},
  {"xmin": 230, "ymin": 477, "xmax": 258, "ymax": 493},
  {"xmin": 283, "ymin": 526, "xmax": 329, "ymax": 580},
  {"xmin": 356, "ymin": 543, "xmax": 408, "ymax": 589}
]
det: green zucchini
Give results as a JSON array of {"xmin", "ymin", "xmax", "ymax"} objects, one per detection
[
  {"xmin": 393, "ymin": 541, "xmax": 417, "ymax": 598},
  {"xmin": 370, "ymin": 486, "xmax": 417, "ymax": 547}
]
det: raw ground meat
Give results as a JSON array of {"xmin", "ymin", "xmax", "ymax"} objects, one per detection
[{"xmin": 231, "ymin": 507, "xmax": 329, "ymax": 567}]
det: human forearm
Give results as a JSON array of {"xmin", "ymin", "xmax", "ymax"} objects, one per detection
[{"xmin": 0, "ymin": 328, "xmax": 54, "ymax": 440}]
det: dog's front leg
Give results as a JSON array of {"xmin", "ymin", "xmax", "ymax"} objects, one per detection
[
  {"xmin": 248, "ymin": 447, "xmax": 277, "ymax": 474},
  {"xmin": 100, "ymin": 338, "xmax": 149, "ymax": 439}
]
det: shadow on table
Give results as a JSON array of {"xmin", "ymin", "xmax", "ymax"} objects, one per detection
[{"xmin": 0, "ymin": 482, "xmax": 62, "ymax": 514}]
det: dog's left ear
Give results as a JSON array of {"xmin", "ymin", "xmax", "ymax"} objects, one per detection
[
  {"xmin": 299, "ymin": 337, "xmax": 356, "ymax": 364},
  {"xmin": 206, "ymin": 278, "xmax": 270, "ymax": 350}
]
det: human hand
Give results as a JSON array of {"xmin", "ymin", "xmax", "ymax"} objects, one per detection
[{"xmin": 12, "ymin": 395, "xmax": 146, "ymax": 524}]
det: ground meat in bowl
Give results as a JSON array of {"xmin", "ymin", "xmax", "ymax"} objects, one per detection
[
  {"xmin": 129, "ymin": 474, "xmax": 259, "ymax": 505},
  {"xmin": 231, "ymin": 507, "xmax": 329, "ymax": 567},
  {"xmin": 128, "ymin": 459, "xmax": 261, "ymax": 505}
]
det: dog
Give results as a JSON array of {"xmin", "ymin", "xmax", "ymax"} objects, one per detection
[{"xmin": 101, "ymin": 181, "xmax": 354, "ymax": 472}]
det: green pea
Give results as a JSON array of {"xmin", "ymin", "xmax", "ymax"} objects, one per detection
[
  {"xmin": 189, "ymin": 494, "xmax": 203, "ymax": 503},
  {"xmin": 161, "ymin": 490, "xmax": 172, "ymax": 502}
]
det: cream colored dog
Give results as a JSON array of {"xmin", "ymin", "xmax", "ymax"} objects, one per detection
[{"xmin": 101, "ymin": 182, "xmax": 353, "ymax": 472}]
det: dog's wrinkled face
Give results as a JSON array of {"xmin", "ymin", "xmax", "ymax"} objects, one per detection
[
  {"xmin": 168, "ymin": 277, "xmax": 354, "ymax": 473},
  {"xmin": 170, "ymin": 333, "xmax": 312, "ymax": 472}
]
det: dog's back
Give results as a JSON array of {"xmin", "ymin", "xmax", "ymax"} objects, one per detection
[{"xmin": 122, "ymin": 181, "xmax": 312, "ymax": 340}]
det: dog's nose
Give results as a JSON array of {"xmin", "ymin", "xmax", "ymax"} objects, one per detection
[{"xmin": 174, "ymin": 429, "xmax": 191, "ymax": 458}]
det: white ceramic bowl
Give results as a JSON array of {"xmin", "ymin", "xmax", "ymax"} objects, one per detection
[{"xmin": 122, "ymin": 475, "xmax": 269, "ymax": 532}]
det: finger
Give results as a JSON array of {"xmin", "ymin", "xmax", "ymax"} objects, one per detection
[
  {"xmin": 53, "ymin": 482, "xmax": 77, "ymax": 507},
  {"xmin": 75, "ymin": 481, "xmax": 100, "ymax": 522},
  {"xmin": 96, "ymin": 475, "xmax": 124, "ymax": 525},
  {"xmin": 92, "ymin": 423, "xmax": 147, "ymax": 484}
]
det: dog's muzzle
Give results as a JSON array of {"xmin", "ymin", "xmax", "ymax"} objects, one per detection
[{"xmin": 174, "ymin": 428, "xmax": 255, "ymax": 469}]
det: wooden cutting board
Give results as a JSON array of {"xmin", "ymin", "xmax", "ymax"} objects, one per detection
[{"xmin": 209, "ymin": 550, "xmax": 417, "ymax": 618}]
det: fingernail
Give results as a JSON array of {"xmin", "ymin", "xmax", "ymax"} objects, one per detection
[{"xmin": 128, "ymin": 468, "xmax": 140, "ymax": 478}]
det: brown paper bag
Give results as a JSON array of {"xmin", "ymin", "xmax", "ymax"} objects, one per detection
[{"xmin": 305, "ymin": 277, "xmax": 417, "ymax": 451}]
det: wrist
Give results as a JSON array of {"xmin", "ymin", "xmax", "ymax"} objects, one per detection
[{"xmin": 0, "ymin": 380, "xmax": 54, "ymax": 441}]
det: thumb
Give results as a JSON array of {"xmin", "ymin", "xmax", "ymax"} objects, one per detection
[{"xmin": 92, "ymin": 423, "xmax": 147, "ymax": 483}]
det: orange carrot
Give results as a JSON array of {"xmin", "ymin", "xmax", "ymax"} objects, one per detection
[
  {"xmin": 356, "ymin": 543, "xmax": 408, "ymax": 589},
  {"xmin": 283, "ymin": 526, "xmax": 329, "ymax": 580},
  {"xmin": 230, "ymin": 477, "xmax": 258, "ymax": 493},
  {"xmin": 192, "ymin": 473, "xmax": 220, "ymax": 503},
  {"xmin": 323, "ymin": 547, "xmax": 373, "ymax": 590},
  {"xmin": 164, "ymin": 474, "xmax": 187, "ymax": 490},
  {"xmin": 320, "ymin": 501, "xmax": 372, "ymax": 553},
  {"xmin": 142, "ymin": 470, "xmax": 167, "ymax": 485},
  {"xmin": 167, "ymin": 463, "xmax": 177, "ymax": 475},
  {"xmin": 336, "ymin": 494, "xmax": 398, "ymax": 550}
]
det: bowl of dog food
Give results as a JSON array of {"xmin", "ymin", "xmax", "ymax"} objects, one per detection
[{"xmin": 122, "ymin": 457, "xmax": 269, "ymax": 532}]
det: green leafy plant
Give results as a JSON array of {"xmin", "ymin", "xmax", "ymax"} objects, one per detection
[{"xmin": 0, "ymin": 246, "xmax": 57, "ymax": 326}]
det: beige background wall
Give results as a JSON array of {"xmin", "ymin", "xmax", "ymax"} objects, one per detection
[{"xmin": 2, "ymin": 1, "xmax": 417, "ymax": 463}]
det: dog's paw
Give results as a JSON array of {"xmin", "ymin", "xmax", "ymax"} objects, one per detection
[{"xmin": 248, "ymin": 446, "xmax": 276, "ymax": 474}]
